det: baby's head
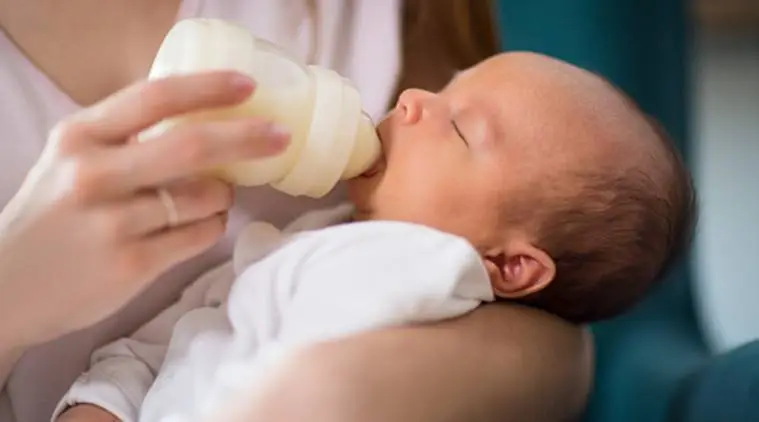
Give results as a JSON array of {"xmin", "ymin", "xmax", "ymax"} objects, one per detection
[{"xmin": 347, "ymin": 52, "xmax": 696, "ymax": 324}]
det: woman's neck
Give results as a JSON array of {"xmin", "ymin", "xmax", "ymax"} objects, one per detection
[{"xmin": 0, "ymin": 0, "xmax": 183, "ymax": 106}]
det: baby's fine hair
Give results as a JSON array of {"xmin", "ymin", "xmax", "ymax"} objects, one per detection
[{"xmin": 514, "ymin": 90, "xmax": 697, "ymax": 324}]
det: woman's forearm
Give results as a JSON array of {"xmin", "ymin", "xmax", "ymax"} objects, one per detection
[{"xmin": 224, "ymin": 304, "xmax": 593, "ymax": 422}]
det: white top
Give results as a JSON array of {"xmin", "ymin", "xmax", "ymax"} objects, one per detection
[
  {"xmin": 0, "ymin": 1, "xmax": 402, "ymax": 421},
  {"xmin": 52, "ymin": 205, "xmax": 494, "ymax": 422}
]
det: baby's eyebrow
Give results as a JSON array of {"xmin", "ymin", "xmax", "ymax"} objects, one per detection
[
  {"xmin": 476, "ymin": 103, "xmax": 502, "ymax": 147},
  {"xmin": 444, "ymin": 69, "xmax": 470, "ymax": 91}
]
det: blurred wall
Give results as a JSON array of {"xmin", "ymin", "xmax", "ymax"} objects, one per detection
[{"xmin": 693, "ymin": 33, "xmax": 759, "ymax": 353}]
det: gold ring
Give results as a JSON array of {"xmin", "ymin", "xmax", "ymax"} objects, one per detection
[{"xmin": 157, "ymin": 188, "xmax": 179, "ymax": 228}]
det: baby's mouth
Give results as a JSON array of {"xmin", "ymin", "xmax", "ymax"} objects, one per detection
[
  {"xmin": 359, "ymin": 123, "xmax": 387, "ymax": 178},
  {"xmin": 359, "ymin": 153, "xmax": 386, "ymax": 178}
]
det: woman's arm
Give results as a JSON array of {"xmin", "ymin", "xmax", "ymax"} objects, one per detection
[{"xmin": 222, "ymin": 304, "xmax": 593, "ymax": 422}]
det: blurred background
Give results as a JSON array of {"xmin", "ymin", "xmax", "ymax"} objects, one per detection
[
  {"xmin": 691, "ymin": 0, "xmax": 758, "ymax": 354},
  {"xmin": 496, "ymin": 0, "xmax": 757, "ymax": 421}
]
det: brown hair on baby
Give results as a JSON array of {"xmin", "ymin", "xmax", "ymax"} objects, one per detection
[
  {"xmin": 483, "ymin": 55, "xmax": 697, "ymax": 324},
  {"xmin": 512, "ymin": 101, "xmax": 696, "ymax": 324}
]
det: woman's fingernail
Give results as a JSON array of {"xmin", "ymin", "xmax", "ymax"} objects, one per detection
[
  {"xmin": 266, "ymin": 125, "xmax": 291, "ymax": 151},
  {"xmin": 268, "ymin": 123, "xmax": 290, "ymax": 139},
  {"xmin": 231, "ymin": 73, "xmax": 255, "ymax": 91},
  {"xmin": 270, "ymin": 136, "xmax": 290, "ymax": 152}
]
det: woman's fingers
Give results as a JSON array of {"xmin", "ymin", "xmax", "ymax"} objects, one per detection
[
  {"xmin": 126, "ymin": 212, "xmax": 229, "ymax": 280},
  {"xmin": 53, "ymin": 71, "xmax": 256, "ymax": 149},
  {"xmin": 106, "ymin": 117, "xmax": 289, "ymax": 194},
  {"xmin": 94, "ymin": 178, "xmax": 235, "ymax": 239}
]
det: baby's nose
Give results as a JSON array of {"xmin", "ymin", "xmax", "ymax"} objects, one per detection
[{"xmin": 396, "ymin": 88, "xmax": 437, "ymax": 124}]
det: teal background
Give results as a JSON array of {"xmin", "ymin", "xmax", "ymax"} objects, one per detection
[{"xmin": 493, "ymin": 2, "xmax": 759, "ymax": 421}]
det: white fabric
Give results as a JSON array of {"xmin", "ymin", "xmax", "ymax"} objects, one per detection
[
  {"xmin": 0, "ymin": 1, "xmax": 402, "ymax": 421},
  {"xmin": 52, "ymin": 205, "xmax": 493, "ymax": 422}
]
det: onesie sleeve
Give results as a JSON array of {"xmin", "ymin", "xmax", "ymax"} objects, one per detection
[
  {"xmin": 192, "ymin": 221, "xmax": 495, "ymax": 421},
  {"xmin": 275, "ymin": 221, "xmax": 495, "ymax": 345},
  {"xmin": 51, "ymin": 261, "xmax": 234, "ymax": 422}
]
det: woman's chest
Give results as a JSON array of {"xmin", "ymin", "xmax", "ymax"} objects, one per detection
[
  {"xmin": 0, "ymin": 0, "xmax": 183, "ymax": 107},
  {"xmin": 0, "ymin": 40, "xmax": 67, "ymax": 206}
]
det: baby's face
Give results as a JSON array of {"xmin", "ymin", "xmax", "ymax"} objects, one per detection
[{"xmin": 348, "ymin": 52, "xmax": 645, "ymax": 250}]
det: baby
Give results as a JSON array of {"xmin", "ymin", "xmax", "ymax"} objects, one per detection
[{"xmin": 53, "ymin": 52, "xmax": 695, "ymax": 422}]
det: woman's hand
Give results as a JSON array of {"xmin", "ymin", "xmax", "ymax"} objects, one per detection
[{"xmin": 0, "ymin": 71, "xmax": 288, "ymax": 354}]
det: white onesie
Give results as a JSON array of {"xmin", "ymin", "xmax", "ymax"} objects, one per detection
[{"xmin": 52, "ymin": 204, "xmax": 494, "ymax": 422}]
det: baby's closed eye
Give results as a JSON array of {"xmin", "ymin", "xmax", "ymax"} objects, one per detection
[{"xmin": 451, "ymin": 119, "xmax": 469, "ymax": 147}]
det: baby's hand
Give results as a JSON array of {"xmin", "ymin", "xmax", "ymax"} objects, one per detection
[{"xmin": 57, "ymin": 404, "xmax": 120, "ymax": 422}]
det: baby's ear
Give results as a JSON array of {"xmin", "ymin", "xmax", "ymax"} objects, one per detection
[{"xmin": 483, "ymin": 241, "xmax": 556, "ymax": 299}]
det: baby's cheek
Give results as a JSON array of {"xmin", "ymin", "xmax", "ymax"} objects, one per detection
[{"xmin": 373, "ymin": 173, "xmax": 427, "ymax": 215}]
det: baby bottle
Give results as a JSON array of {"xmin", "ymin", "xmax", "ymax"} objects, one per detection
[{"xmin": 138, "ymin": 18, "xmax": 382, "ymax": 198}]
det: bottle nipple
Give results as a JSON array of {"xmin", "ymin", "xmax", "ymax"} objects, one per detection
[{"xmin": 343, "ymin": 112, "xmax": 382, "ymax": 180}]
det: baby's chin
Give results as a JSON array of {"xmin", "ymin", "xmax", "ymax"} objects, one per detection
[
  {"xmin": 346, "ymin": 177, "xmax": 372, "ymax": 211},
  {"xmin": 346, "ymin": 150, "xmax": 385, "ymax": 194},
  {"xmin": 347, "ymin": 167, "xmax": 390, "ymax": 220}
]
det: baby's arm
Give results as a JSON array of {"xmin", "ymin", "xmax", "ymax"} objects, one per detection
[{"xmin": 53, "ymin": 261, "xmax": 234, "ymax": 422}]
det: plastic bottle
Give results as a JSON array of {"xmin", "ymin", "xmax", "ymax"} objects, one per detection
[{"xmin": 138, "ymin": 18, "xmax": 381, "ymax": 198}]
